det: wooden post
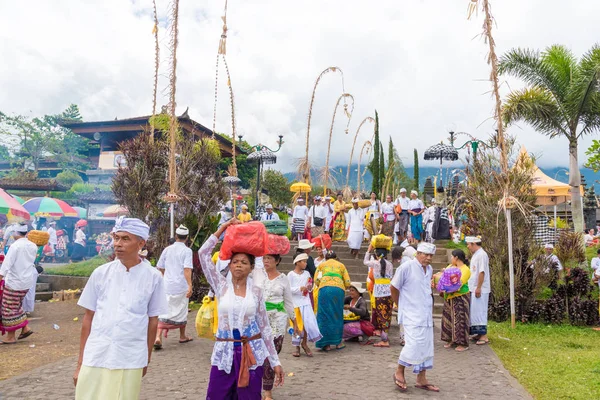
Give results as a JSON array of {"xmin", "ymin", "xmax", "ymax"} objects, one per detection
[{"xmin": 506, "ymin": 207, "xmax": 516, "ymax": 329}]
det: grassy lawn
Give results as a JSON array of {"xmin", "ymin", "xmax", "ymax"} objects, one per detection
[
  {"xmin": 489, "ymin": 321, "xmax": 600, "ymax": 400},
  {"xmin": 44, "ymin": 256, "xmax": 107, "ymax": 277}
]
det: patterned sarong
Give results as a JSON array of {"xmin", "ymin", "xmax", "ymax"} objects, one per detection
[
  {"xmin": 441, "ymin": 293, "xmax": 470, "ymax": 347},
  {"xmin": 332, "ymin": 212, "xmax": 347, "ymax": 242},
  {"xmin": 0, "ymin": 281, "xmax": 29, "ymax": 334},
  {"xmin": 371, "ymin": 295, "xmax": 393, "ymax": 331},
  {"xmin": 315, "ymin": 286, "xmax": 345, "ymax": 348},
  {"xmin": 262, "ymin": 335, "xmax": 284, "ymax": 391}
]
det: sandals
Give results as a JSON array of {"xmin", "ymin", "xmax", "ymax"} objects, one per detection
[
  {"xmin": 476, "ymin": 339, "xmax": 489, "ymax": 345},
  {"xmin": 18, "ymin": 330, "xmax": 34, "ymax": 340},
  {"xmin": 373, "ymin": 341, "xmax": 389, "ymax": 347},
  {"xmin": 455, "ymin": 346, "xmax": 469, "ymax": 352},
  {"xmin": 301, "ymin": 344, "xmax": 313, "ymax": 357},
  {"xmin": 393, "ymin": 374, "xmax": 407, "ymax": 392},
  {"xmin": 153, "ymin": 342, "xmax": 163, "ymax": 350},
  {"xmin": 443, "ymin": 342, "xmax": 453, "ymax": 349},
  {"xmin": 415, "ymin": 383, "xmax": 440, "ymax": 392},
  {"xmin": 335, "ymin": 344, "xmax": 346, "ymax": 350},
  {"xmin": 179, "ymin": 337, "xmax": 193, "ymax": 344},
  {"xmin": 321, "ymin": 345, "xmax": 332, "ymax": 352},
  {"xmin": 0, "ymin": 341, "xmax": 17, "ymax": 345},
  {"xmin": 292, "ymin": 347, "xmax": 301, "ymax": 357}
]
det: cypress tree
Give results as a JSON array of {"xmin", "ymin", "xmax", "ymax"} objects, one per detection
[
  {"xmin": 413, "ymin": 148, "xmax": 419, "ymax": 192},
  {"xmin": 379, "ymin": 144, "xmax": 385, "ymax": 194},
  {"xmin": 388, "ymin": 137, "xmax": 394, "ymax": 175}
]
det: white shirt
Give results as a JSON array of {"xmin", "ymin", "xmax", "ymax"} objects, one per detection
[
  {"xmin": 345, "ymin": 207, "xmax": 365, "ymax": 232},
  {"xmin": 218, "ymin": 210, "xmax": 231, "ymax": 225},
  {"xmin": 0, "ymin": 237, "xmax": 38, "ymax": 290},
  {"xmin": 391, "ymin": 259, "xmax": 433, "ymax": 327},
  {"xmin": 156, "ymin": 242, "xmax": 193, "ymax": 295},
  {"xmin": 47, "ymin": 227, "xmax": 58, "ymax": 245},
  {"xmin": 308, "ymin": 205, "xmax": 328, "ymax": 228},
  {"xmin": 287, "ymin": 270, "xmax": 312, "ymax": 307},
  {"xmin": 292, "ymin": 205, "xmax": 309, "ymax": 220},
  {"xmin": 584, "ymin": 234, "xmax": 595, "ymax": 245},
  {"xmin": 77, "ymin": 260, "xmax": 168, "ymax": 370},
  {"xmin": 260, "ymin": 211, "xmax": 280, "ymax": 221},
  {"xmin": 75, "ymin": 229, "xmax": 86, "ymax": 246},
  {"xmin": 408, "ymin": 198, "xmax": 424, "ymax": 212},
  {"xmin": 395, "ymin": 196, "xmax": 410, "ymax": 211},
  {"xmin": 381, "ymin": 201, "xmax": 395, "ymax": 222},
  {"xmin": 546, "ymin": 254, "xmax": 563, "ymax": 272},
  {"xmin": 468, "ymin": 247, "xmax": 491, "ymax": 293},
  {"xmin": 591, "ymin": 256, "xmax": 600, "ymax": 272},
  {"xmin": 367, "ymin": 200, "xmax": 381, "ymax": 217},
  {"xmin": 364, "ymin": 253, "xmax": 393, "ymax": 297}
]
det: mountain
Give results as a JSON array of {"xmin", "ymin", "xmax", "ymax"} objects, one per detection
[{"xmin": 283, "ymin": 164, "xmax": 600, "ymax": 192}]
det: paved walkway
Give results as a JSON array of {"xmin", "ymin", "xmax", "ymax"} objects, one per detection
[{"xmin": 0, "ymin": 314, "xmax": 531, "ymax": 400}]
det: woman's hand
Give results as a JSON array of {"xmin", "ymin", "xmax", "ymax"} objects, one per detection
[
  {"xmin": 344, "ymin": 304, "xmax": 350, "ymax": 310},
  {"xmin": 274, "ymin": 365, "xmax": 285, "ymax": 387},
  {"xmin": 367, "ymin": 244, "xmax": 373, "ymax": 253}
]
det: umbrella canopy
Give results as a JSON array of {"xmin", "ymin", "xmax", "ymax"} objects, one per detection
[
  {"xmin": 23, "ymin": 197, "xmax": 78, "ymax": 218},
  {"xmin": 98, "ymin": 205, "xmax": 128, "ymax": 218},
  {"xmin": 9, "ymin": 194, "xmax": 25, "ymax": 205},
  {"xmin": 247, "ymin": 148, "xmax": 277, "ymax": 165},
  {"xmin": 424, "ymin": 143, "xmax": 459, "ymax": 162},
  {"xmin": 290, "ymin": 182, "xmax": 311, "ymax": 193},
  {"xmin": 72, "ymin": 206, "xmax": 87, "ymax": 219},
  {"xmin": 0, "ymin": 188, "xmax": 31, "ymax": 222},
  {"xmin": 223, "ymin": 176, "xmax": 242, "ymax": 185}
]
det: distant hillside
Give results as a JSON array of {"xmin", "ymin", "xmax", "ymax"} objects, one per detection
[{"xmin": 283, "ymin": 164, "xmax": 600, "ymax": 192}]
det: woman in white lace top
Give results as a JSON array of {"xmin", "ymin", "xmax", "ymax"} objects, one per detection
[{"xmin": 199, "ymin": 219, "xmax": 284, "ymax": 398}]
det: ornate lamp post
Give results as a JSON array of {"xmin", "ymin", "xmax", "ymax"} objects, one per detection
[
  {"xmin": 245, "ymin": 135, "xmax": 284, "ymax": 215},
  {"xmin": 448, "ymin": 130, "xmax": 498, "ymax": 163}
]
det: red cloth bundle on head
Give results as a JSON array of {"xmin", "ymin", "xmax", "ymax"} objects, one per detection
[
  {"xmin": 311, "ymin": 234, "xmax": 332, "ymax": 250},
  {"xmin": 75, "ymin": 219, "xmax": 88, "ymax": 228},
  {"xmin": 220, "ymin": 221, "xmax": 268, "ymax": 260},
  {"xmin": 266, "ymin": 234, "xmax": 290, "ymax": 255}
]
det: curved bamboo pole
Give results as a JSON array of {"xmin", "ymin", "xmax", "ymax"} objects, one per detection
[
  {"xmin": 345, "ymin": 116, "xmax": 374, "ymax": 187},
  {"xmin": 299, "ymin": 66, "xmax": 344, "ymax": 183},
  {"xmin": 323, "ymin": 93, "xmax": 354, "ymax": 195},
  {"xmin": 167, "ymin": 0, "xmax": 180, "ymax": 195},
  {"xmin": 357, "ymin": 140, "xmax": 372, "ymax": 196},
  {"xmin": 150, "ymin": 0, "xmax": 159, "ymax": 145}
]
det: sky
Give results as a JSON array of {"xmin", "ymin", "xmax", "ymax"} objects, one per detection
[{"xmin": 1, "ymin": 0, "xmax": 599, "ymax": 176}]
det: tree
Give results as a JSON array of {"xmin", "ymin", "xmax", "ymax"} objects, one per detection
[
  {"xmin": 384, "ymin": 139, "xmax": 413, "ymax": 196},
  {"xmin": 379, "ymin": 143, "xmax": 385, "ymax": 194},
  {"xmin": 413, "ymin": 148, "xmax": 420, "ymax": 192},
  {"xmin": 498, "ymin": 44, "xmax": 600, "ymax": 232},
  {"xmin": 585, "ymin": 139, "xmax": 600, "ymax": 172},
  {"xmin": 369, "ymin": 110, "xmax": 380, "ymax": 193},
  {"xmin": 0, "ymin": 145, "xmax": 11, "ymax": 162},
  {"xmin": 260, "ymin": 169, "xmax": 291, "ymax": 207},
  {"xmin": 56, "ymin": 170, "xmax": 83, "ymax": 188}
]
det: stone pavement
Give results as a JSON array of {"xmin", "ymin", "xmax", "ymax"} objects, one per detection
[{"xmin": 0, "ymin": 314, "xmax": 531, "ymax": 400}]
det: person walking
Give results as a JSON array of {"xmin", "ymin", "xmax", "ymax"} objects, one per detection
[
  {"xmin": 307, "ymin": 196, "xmax": 327, "ymax": 238},
  {"xmin": 407, "ymin": 191, "xmax": 425, "ymax": 243},
  {"xmin": 346, "ymin": 198, "xmax": 365, "ymax": 259},
  {"xmin": 332, "ymin": 193, "xmax": 347, "ymax": 242},
  {"xmin": 154, "ymin": 225, "xmax": 194, "ymax": 349},
  {"xmin": 466, "ymin": 236, "xmax": 490, "ymax": 345},
  {"xmin": 422, "ymin": 199, "xmax": 437, "ymax": 243},
  {"xmin": 71, "ymin": 224, "xmax": 87, "ymax": 262},
  {"xmin": 394, "ymin": 188, "xmax": 410, "ymax": 242},
  {"xmin": 292, "ymin": 198, "xmax": 309, "ymax": 240},
  {"xmin": 364, "ymin": 244, "xmax": 393, "ymax": 347},
  {"xmin": 380, "ymin": 194, "xmax": 396, "ymax": 238},
  {"xmin": 0, "ymin": 224, "xmax": 37, "ymax": 344},
  {"xmin": 440, "ymin": 249, "xmax": 471, "ymax": 352},
  {"xmin": 365, "ymin": 192, "xmax": 382, "ymax": 239},
  {"xmin": 390, "ymin": 243, "xmax": 439, "ymax": 393},
  {"xmin": 323, "ymin": 196, "xmax": 334, "ymax": 234},
  {"xmin": 74, "ymin": 217, "xmax": 168, "ymax": 399}
]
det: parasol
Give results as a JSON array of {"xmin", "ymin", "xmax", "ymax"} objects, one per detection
[
  {"xmin": 290, "ymin": 182, "xmax": 311, "ymax": 193},
  {"xmin": 97, "ymin": 205, "xmax": 129, "ymax": 218},
  {"xmin": 247, "ymin": 148, "xmax": 277, "ymax": 164},
  {"xmin": 9, "ymin": 194, "xmax": 25, "ymax": 205},
  {"xmin": 22, "ymin": 197, "xmax": 77, "ymax": 218},
  {"xmin": 72, "ymin": 206, "xmax": 87, "ymax": 219},
  {"xmin": 0, "ymin": 188, "xmax": 31, "ymax": 222},
  {"xmin": 424, "ymin": 143, "xmax": 459, "ymax": 189},
  {"xmin": 223, "ymin": 176, "xmax": 242, "ymax": 185}
]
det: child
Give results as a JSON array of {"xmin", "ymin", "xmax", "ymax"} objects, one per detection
[{"xmin": 287, "ymin": 253, "xmax": 322, "ymax": 357}]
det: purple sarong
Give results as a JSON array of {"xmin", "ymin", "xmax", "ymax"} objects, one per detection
[{"xmin": 206, "ymin": 345, "xmax": 264, "ymax": 400}]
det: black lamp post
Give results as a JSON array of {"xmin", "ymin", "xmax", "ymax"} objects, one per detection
[
  {"xmin": 448, "ymin": 130, "xmax": 498, "ymax": 163},
  {"xmin": 245, "ymin": 135, "xmax": 284, "ymax": 214}
]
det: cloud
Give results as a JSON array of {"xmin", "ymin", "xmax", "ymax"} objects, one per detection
[{"xmin": 0, "ymin": 0, "xmax": 599, "ymax": 174}]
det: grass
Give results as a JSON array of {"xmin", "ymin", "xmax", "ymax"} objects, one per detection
[
  {"xmin": 44, "ymin": 256, "xmax": 107, "ymax": 277},
  {"xmin": 489, "ymin": 321, "xmax": 600, "ymax": 400}
]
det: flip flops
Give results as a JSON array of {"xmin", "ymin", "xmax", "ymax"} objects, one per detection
[
  {"xmin": 18, "ymin": 330, "xmax": 34, "ymax": 340},
  {"xmin": 393, "ymin": 374, "xmax": 407, "ymax": 392},
  {"xmin": 476, "ymin": 339, "xmax": 489, "ymax": 345},
  {"xmin": 415, "ymin": 383, "xmax": 440, "ymax": 392},
  {"xmin": 179, "ymin": 337, "xmax": 193, "ymax": 344},
  {"xmin": 153, "ymin": 342, "xmax": 163, "ymax": 350},
  {"xmin": 0, "ymin": 341, "xmax": 17, "ymax": 345}
]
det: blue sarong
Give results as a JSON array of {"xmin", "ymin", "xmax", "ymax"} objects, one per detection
[
  {"xmin": 315, "ymin": 286, "xmax": 345, "ymax": 348},
  {"xmin": 410, "ymin": 214, "xmax": 423, "ymax": 241}
]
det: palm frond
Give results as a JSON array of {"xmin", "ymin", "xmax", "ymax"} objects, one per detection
[
  {"xmin": 540, "ymin": 45, "xmax": 577, "ymax": 102},
  {"xmin": 567, "ymin": 44, "xmax": 600, "ymax": 131},
  {"xmin": 503, "ymin": 87, "xmax": 568, "ymax": 137},
  {"xmin": 295, "ymin": 157, "xmax": 311, "ymax": 184},
  {"xmin": 579, "ymin": 93, "xmax": 600, "ymax": 137}
]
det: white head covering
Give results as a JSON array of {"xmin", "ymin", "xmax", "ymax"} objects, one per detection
[
  {"xmin": 314, "ymin": 196, "xmax": 322, "ymax": 201},
  {"xmin": 113, "ymin": 216, "xmax": 150, "ymax": 240},
  {"xmin": 465, "ymin": 236, "xmax": 482, "ymax": 244},
  {"xmin": 15, "ymin": 224, "xmax": 29, "ymax": 234},
  {"xmin": 400, "ymin": 188, "xmax": 407, "ymax": 193},
  {"xmin": 410, "ymin": 190, "xmax": 418, "ymax": 196},
  {"xmin": 417, "ymin": 242, "xmax": 436, "ymax": 255},
  {"xmin": 430, "ymin": 199, "xmax": 436, "ymax": 204},
  {"xmin": 297, "ymin": 197, "xmax": 304, "ymax": 203},
  {"xmin": 544, "ymin": 243, "xmax": 554, "ymax": 249},
  {"xmin": 266, "ymin": 204, "xmax": 273, "ymax": 209},
  {"xmin": 176, "ymin": 224, "xmax": 189, "ymax": 235},
  {"xmin": 241, "ymin": 204, "xmax": 249, "ymax": 210},
  {"xmin": 324, "ymin": 196, "xmax": 331, "ymax": 201},
  {"xmin": 298, "ymin": 239, "xmax": 314, "ymax": 250},
  {"xmin": 400, "ymin": 239, "xmax": 410, "ymax": 248},
  {"xmin": 293, "ymin": 253, "xmax": 309, "ymax": 264},
  {"xmin": 349, "ymin": 282, "xmax": 367, "ymax": 294},
  {"xmin": 351, "ymin": 198, "xmax": 359, "ymax": 203}
]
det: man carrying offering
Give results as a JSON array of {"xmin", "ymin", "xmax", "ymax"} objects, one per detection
[
  {"xmin": 155, "ymin": 224, "xmax": 194, "ymax": 349},
  {"xmin": 390, "ymin": 242, "xmax": 439, "ymax": 393},
  {"xmin": 74, "ymin": 217, "xmax": 167, "ymax": 400}
]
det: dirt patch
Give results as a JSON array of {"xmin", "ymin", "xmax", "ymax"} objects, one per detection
[{"xmin": 0, "ymin": 301, "xmax": 83, "ymax": 381}]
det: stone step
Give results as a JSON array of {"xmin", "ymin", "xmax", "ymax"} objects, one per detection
[
  {"xmin": 36, "ymin": 282, "xmax": 51, "ymax": 292},
  {"xmin": 35, "ymin": 291, "xmax": 54, "ymax": 302}
]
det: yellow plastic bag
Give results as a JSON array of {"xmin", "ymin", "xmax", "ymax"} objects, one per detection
[
  {"xmin": 196, "ymin": 296, "xmax": 215, "ymax": 339},
  {"xmin": 371, "ymin": 234, "xmax": 392, "ymax": 251}
]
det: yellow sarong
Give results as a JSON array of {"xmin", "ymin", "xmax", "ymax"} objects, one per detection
[
  {"xmin": 290, "ymin": 307, "xmax": 303, "ymax": 332},
  {"xmin": 75, "ymin": 366, "xmax": 143, "ymax": 400}
]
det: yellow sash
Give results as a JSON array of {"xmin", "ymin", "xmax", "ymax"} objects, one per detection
[{"xmin": 375, "ymin": 278, "xmax": 391, "ymax": 285}]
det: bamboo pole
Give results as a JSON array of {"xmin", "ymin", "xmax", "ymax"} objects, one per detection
[
  {"xmin": 346, "ymin": 116, "xmax": 374, "ymax": 188},
  {"xmin": 323, "ymin": 93, "xmax": 354, "ymax": 195},
  {"xmin": 150, "ymin": 0, "xmax": 159, "ymax": 144}
]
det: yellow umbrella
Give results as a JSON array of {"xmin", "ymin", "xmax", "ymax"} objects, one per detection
[{"xmin": 290, "ymin": 182, "xmax": 311, "ymax": 193}]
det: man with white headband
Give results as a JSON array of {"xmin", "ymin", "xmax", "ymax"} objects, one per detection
[
  {"xmin": 465, "ymin": 236, "xmax": 490, "ymax": 345},
  {"xmin": 394, "ymin": 188, "xmax": 410, "ymax": 242},
  {"xmin": 155, "ymin": 224, "xmax": 194, "ymax": 350},
  {"xmin": 390, "ymin": 242, "xmax": 439, "ymax": 393},
  {"xmin": 75, "ymin": 217, "xmax": 167, "ymax": 399},
  {"xmin": 346, "ymin": 198, "xmax": 365, "ymax": 258}
]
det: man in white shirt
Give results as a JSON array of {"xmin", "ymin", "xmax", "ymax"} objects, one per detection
[
  {"xmin": 43, "ymin": 221, "xmax": 58, "ymax": 262},
  {"xmin": 74, "ymin": 217, "xmax": 167, "ymax": 399},
  {"xmin": 0, "ymin": 224, "xmax": 37, "ymax": 344},
  {"xmin": 390, "ymin": 242, "xmax": 439, "ymax": 393},
  {"xmin": 395, "ymin": 188, "xmax": 410, "ymax": 242},
  {"xmin": 323, "ymin": 196, "xmax": 334, "ymax": 234},
  {"xmin": 543, "ymin": 243, "xmax": 563, "ymax": 274},
  {"xmin": 346, "ymin": 198, "xmax": 365, "ymax": 259},
  {"xmin": 260, "ymin": 204, "xmax": 280, "ymax": 221},
  {"xmin": 584, "ymin": 229, "xmax": 596, "ymax": 246},
  {"xmin": 155, "ymin": 225, "xmax": 194, "ymax": 349},
  {"xmin": 466, "ymin": 236, "xmax": 490, "ymax": 345},
  {"xmin": 308, "ymin": 196, "xmax": 327, "ymax": 238}
]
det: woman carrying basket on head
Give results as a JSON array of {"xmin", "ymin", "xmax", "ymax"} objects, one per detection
[{"xmin": 364, "ymin": 240, "xmax": 394, "ymax": 347}]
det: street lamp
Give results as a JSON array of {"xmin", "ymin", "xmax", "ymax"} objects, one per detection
[{"xmin": 246, "ymin": 135, "xmax": 284, "ymax": 216}]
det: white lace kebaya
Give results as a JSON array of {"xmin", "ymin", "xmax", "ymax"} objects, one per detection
[{"xmin": 199, "ymin": 235, "xmax": 281, "ymax": 374}]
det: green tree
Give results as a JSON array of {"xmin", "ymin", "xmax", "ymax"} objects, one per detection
[
  {"xmin": 56, "ymin": 170, "xmax": 84, "ymax": 188},
  {"xmin": 585, "ymin": 139, "xmax": 600, "ymax": 172},
  {"xmin": 0, "ymin": 145, "xmax": 11, "ymax": 162},
  {"xmin": 369, "ymin": 110, "xmax": 380, "ymax": 193},
  {"xmin": 413, "ymin": 148, "xmax": 420, "ymax": 192},
  {"xmin": 379, "ymin": 143, "xmax": 385, "ymax": 194},
  {"xmin": 386, "ymin": 138, "xmax": 413, "ymax": 195},
  {"xmin": 498, "ymin": 44, "xmax": 600, "ymax": 232},
  {"xmin": 261, "ymin": 169, "xmax": 292, "ymax": 206}
]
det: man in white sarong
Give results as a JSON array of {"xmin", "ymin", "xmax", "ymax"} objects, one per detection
[
  {"xmin": 155, "ymin": 225, "xmax": 194, "ymax": 349},
  {"xmin": 422, "ymin": 199, "xmax": 437, "ymax": 243},
  {"xmin": 466, "ymin": 236, "xmax": 490, "ymax": 345},
  {"xmin": 394, "ymin": 188, "xmax": 410, "ymax": 242},
  {"xmin": 346, "ymin": 198, "xmax": 365, "ymax": 259},
  {"xmin": 74, "ymin": 217, "xmax": 167, "ymax": 399},
  {"xmin": 390, "ymin": 242, "xmax": 439, "ymax": 393},
  {"xmin": 323, "ymin": 196, "xmax": 334, "ymax": 234}
]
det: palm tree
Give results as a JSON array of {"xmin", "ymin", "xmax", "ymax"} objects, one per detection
[{"xmin": 498, "ymin": 44, "xmax": 600, "ymax": 232}]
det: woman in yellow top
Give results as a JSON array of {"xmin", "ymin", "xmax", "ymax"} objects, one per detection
[
  {"xmin": 237, "ymin": 204, "xmax": 252, "ymax": 223},
  {"xmin": 440, "ymin": 249, "xmax": 471, "ymax": 352},
  {"xmin": 332, "ymin": 193, "xmax": 347, "ymax": 242},
  {"xmin": 314, "ymin": 250, "xmax": 351, "ymax": 351}
]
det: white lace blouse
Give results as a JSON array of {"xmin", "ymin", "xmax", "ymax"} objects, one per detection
[
  {"xmin": 364, "ymin": 252, "xmax": 394, "ymax": 298},
  {"xmin": 199, "ymin": 235, "xmax": 281, "ymax": 374}
]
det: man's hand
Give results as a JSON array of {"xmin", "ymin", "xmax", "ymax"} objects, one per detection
[
  {"xmin": 73, "ymin": 364, "xmax": 81, "ymax": 387},
  {"xmin": 475, "ymin": 287, "xmax": 482, "ymax": 298},
  {"xmin": 143, "ymin": 366, "xmax": 148, "ymax": 378},
  {"xmin": 274, "ymin": 365, "xmax": 285, "ymax": 387},
  {"xmin": 186, "ymin": 286, "xmax": 193, "ymax": 298}
]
